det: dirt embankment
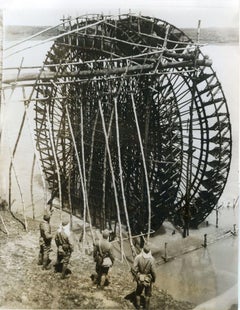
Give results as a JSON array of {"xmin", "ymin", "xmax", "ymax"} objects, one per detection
[{"xmin": 0, "ymin": 210, "xmax": 195, "ymax": 309}]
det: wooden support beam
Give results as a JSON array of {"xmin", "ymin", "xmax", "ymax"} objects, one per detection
[{"xmin": 3, "ymin": 58, "xmax": 212, "ymax": 84}]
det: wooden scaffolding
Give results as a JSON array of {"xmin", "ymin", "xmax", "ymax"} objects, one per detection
[{"xmin": 1, "ymin": 13, "xmax": 232, "ymax": 246}]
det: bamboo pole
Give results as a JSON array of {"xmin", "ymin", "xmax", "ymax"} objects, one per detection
[
  {"xmin": 3, "ymin": 58, "xmax": 212, "ymax": 84},
  {"xmin": 102, "ymin": 109, "xmax": 114, "ymax": 229},
  {"xmin": 3, "ymin": 47, "xmax": 195, "ymax": 73},
  {"xmin": 80, "ymin": 101, "xmax": 88, "ymax": 227},
  {"xmin": 153, "ymin": 24, "xmax": 170, "ymax": 73},
  {"xmin": 52, "ymin": 79, "xmax": 95, "ymax": 243},
  {"xmin": 46, "ymin": 107, "xmax": 63, "ymax": 222},
  {"xmin": 0, "ymin": 10, "xmax": 2, "ymax": 143},
  {"xmin": 114, "ymin": 96, "xmax": 136, "ymax": 256},
  {"xmin": 87, "ymin": 110, "xmax": 99, "ymax": 192},
  {"xmin": 22, "ymin": 87, "xmax": 48, "ymax": 207},
  {"xmin": 0, "ymin": 214, "xmax": 9, "ymax": 235},
  {"xmin": 98, "ymin": 99, "xmax": 124, "ymax": 261},
  {"xmin": 2, "ymin": 58, "xmax": 27, "ymax": 230},
  {"xmin": 7, "ymin": 58, "xmax": 25, "ymax": 211},
  {"xmin": 5, "ymin": 19, "xmax": 72, "ymax": 51},
  {"xmin": 6, "ymin": 57, "xmax": 48, "ymax": 223},
  {"xmin": 111, "ymin": 229, "xmax": 155, "ymax": 243},
  {"xmin": 30, "ymin": 154, "xmax": 36, "ymax": 219},
  {"xmin": 80, "ymin": 101, "xmax": 95, "ymax": 242},
  {"xmin": 2, "ymin": 68, "xmax": 198, "ymax": 91},
  {"xmin": 68, "ymin": 154, "xmax": 73, "ymax": 229},
  {"xmin": 5, "ymin": 19, "xmax": 106, "ymax": 59},
  {"xmin": 10, "ymin": 154, "xmax": 28, "ymax": 231},
  {"xmin": 65, "ymin": 104, "xmax": 87, "ymax": 247},
  {"xmin": 130, "ymin": 91, "xmax": 151, "ymax": 241}
]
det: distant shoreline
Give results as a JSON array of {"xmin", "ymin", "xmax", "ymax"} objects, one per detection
[{"xmin": 4, "ymin": 25, "xmax": 239, "ymax": 44}]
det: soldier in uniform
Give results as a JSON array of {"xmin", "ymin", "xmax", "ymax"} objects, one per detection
[
  {"xmin": 132, "ymin": 244, "xmax": 156, "ymax": 310},
  {"xmin": 93, "ymin": 229, "xmax": 114, "ymax": 288},
  {"xmin": 54, "ymin": 219, "xmax": 74, "ymax": 279},
  {"xmin": 38, "ymin": 213, "xmax": 52, "ymax": 270}
]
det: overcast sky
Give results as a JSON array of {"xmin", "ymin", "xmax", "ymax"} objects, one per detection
[{"xmin": 0, "ymin": 0, "xmax": 239, "ymax": 28}]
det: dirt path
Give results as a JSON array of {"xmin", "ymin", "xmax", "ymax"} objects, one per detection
[{"xmin": 0, "ymin": 211, "xmax": 195, "ymax": 309}]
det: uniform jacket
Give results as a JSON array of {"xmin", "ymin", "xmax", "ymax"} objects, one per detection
[
  {"xmin": 94, "ymin": 238, "xmax": 114, "ymax": 264},
  {"xmin": 39, "ymin": 220, "xmax": 52, "ymax": 246},
  {"xmin": 133, "ymin": 251, "xmax": 157, "ymax": 282},
  {"xmin": 55, "ymin": 229, "xmax": 74, "ymax": 253}
]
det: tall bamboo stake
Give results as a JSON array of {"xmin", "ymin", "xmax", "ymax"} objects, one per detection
[
  {"xmin": 10, "ymin": 154, "xmax": 28, "ymax": 231},
  {"xmin": 114, "ymin": 97, "xmax": 136, "ymax": 256},
  {"xmin": 65, "ymin": 104, "xmax": 87, "ymax": 247},
  {"xmin": 98, "ymin": 99, "xmax": 124, "ymax": 261},
  {"xmin": 8, "ymin": 58, "xmax": 25, "ymax": 211},
  {"xmin": 22, "ymin": 87, "xmax": 47, "ymax": 207},
  {"xmin": 0, "ymin": 10, "xmax": 2, "ymax": 144},
  {"xmin": 0, "ymin": 214, "xmax": 9, "ymax": 235},
  {"xmin": 87, "ymin": 110, "xmax": 99, "ymax": 192},
  {"xmin": 102, "ymin": 147, "xmax": 107, "ymax": 230},
  {"xmin": 102, "ymin": 109, "xmax": 114, "ymax": 230},
  {"xmin": 130, "ymin": 91, "xmax": 151, "ymax": 241},
  {"xmin": 7, "ymin": 57, "xmax": 48, "ymax": 222},
  {"xmin": 46, "ymin": 107, "xmax": 62, "ymax": 222},
  {"xmin": 80, "ymin": 101, "xmax": 95, "ymax": 242},
  {"xmin": 30, "ymin": 154, "xmax": 36, "ymax": 219},
  {"xmin": 5, "ymin": 19, "xmax": 106, "ymax": 59},
  {"xmin": 68, "ymin": 155, "xmax": 73, "ymax": 229},
  {"xmin": 80, "ymin": 100, "xmax": 88, "ymax": 227}
]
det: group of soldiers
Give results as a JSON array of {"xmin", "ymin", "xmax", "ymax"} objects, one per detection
[
  {"xmin": 38, "ymin": 212, "xmax": 74, "ymax": 279},
  {"xmin": 38, "ymin": 212, "xmax": 157, "ymax": 310}
]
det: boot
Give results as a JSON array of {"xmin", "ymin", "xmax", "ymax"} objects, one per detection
[
  {"xmin": 136, "ymin": 296, "xmax": 141, "ymax": 310},
  {"xmin": 145, "ymin": 297, "xmax": 150, "ymax": 310},
  {"xmin": 42, "ymin": 257, "xmax": 51, "ymax": 270},
  {"xmin": 38, "ymin": 252, "xmax": 43, "ymax": 265},
  {"xmin": 61, "ymin": 265, "xmax": 68, "ymax": 279},
  {"xmin": 100, "ymin": 274, "xmax": 106, "ymax": 289},
  {"xmin": 104, "ymin": 275, "xmax": 110, "ymax": 286}
]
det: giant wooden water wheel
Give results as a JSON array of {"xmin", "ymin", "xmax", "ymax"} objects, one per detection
[{"xmin": 34, "ymin": 14, "xmax": 232, "ymax": 233}]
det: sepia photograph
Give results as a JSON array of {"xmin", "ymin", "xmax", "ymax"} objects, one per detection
[{"xmin": 0, "ymin": 0, "xmax": 239, "ymax": 309}]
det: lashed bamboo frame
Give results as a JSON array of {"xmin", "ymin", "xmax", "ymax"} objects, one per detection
[{"xmin": 1, "ymin": 14, "xmax": 232, "ymax": 253}]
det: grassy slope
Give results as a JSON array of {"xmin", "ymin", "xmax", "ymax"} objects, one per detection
[{"xmin": 0, "ymin": 210, "xmax": 195, "ymax": 309}]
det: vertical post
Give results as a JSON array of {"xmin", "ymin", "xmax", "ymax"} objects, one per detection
[
  {"xmin": 30, "ymin": 154, "xmax": 36, "ymax": 219},
  {"xmin": 233, "ymin": 224, "xmax": 236, "ymax": 236},
  {"xmin": 203, "ymin": 234, "xmax": 207, "ymax": 247},
  {"xmin": 164, "ymin": 242, "xmax": 168, "ymax": 262},
  {"xmin": 185, "ymin": 20, "xmax": 201, "ymax": 219},
  {"xmin": 197, "ymin": 20, "xmax": 201, "ymax": 43},
  {"xmin": 216, "ymin": 207, "xmax": 219, "ymax": 228},
  {"xmin": 0, "ymin": 10, "xmax": 2, "ymax": 144},
  {"xmin": 130, "ymin": 92, "xmax": 151, "ymax": 241}
]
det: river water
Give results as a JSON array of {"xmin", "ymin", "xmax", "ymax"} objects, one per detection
[{"xmin": 0, "ymin": 40, "xmax": 239, "ymax": 308}]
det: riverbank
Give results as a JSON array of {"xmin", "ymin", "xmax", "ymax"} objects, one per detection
[
  {"xmin": 0, "ymin": 202, "xmax": 238, "ymax": 310},
  {"xmin": 0, "ymin": 209, "xmax": 195, "ymax": 310}
]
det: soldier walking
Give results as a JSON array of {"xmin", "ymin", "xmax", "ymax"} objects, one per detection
[
  {"xmin": 93, "ymin": 229, "xmax": 114, "ymax": 288},
  {"xmin": 38, "ymin": 213, "xmax": 52, "ymax": 270},
  {"xmin": 132, "ymin": 244, "xmax": 156, "ymax": 310},
  {"xmin": 54, "ymin": 219, "xmax": 74, "ymax": 279}
]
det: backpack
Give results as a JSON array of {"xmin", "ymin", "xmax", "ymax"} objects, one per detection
[
  {"xmin": 97, "ymin": 241, "xmax": 112, "ymax": 268},
  {"xmin": 137, "ymin": 259, "xmax": 152, "ymax": 287},
  {"xmin": 138, "ymin": 273, "xmax": 152, "ymax": 287}
]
